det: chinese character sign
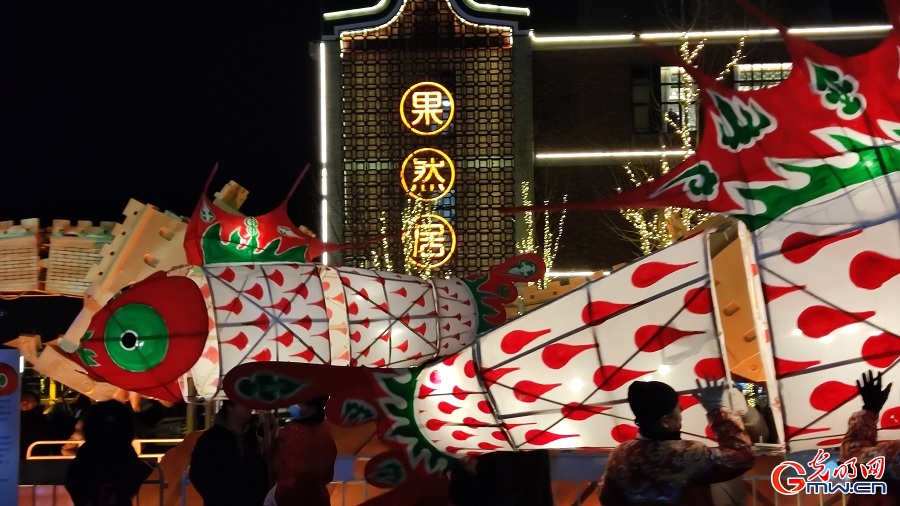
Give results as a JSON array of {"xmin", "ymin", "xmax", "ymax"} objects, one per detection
[
  {"xmin": 400, "ymin": 82, "xmax": 455, "ymax": 136},
  {"xmin": 401, "ymin": 148, "xmax": 456, "ymax": 201},
  {"xmin": 407, "ymin": 214, "xmax": 456, "ymax": 269}
]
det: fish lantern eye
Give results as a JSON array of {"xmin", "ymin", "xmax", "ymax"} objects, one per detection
[{"xmin": 104, "ymin": 303, "xmax": 169, "ymax": 373}]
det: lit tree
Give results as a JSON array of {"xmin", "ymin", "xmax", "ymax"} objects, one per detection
[
  {"xmin": 367, "ymin": 198, "xmax": 438, "ymax": 279},
  {"xmin": 619, "ymin": 34, "xmax": 746, "ymax": 254},
  {"xmin": 517, "ymin": 181, "xmax": 567, "ymax": 288}
]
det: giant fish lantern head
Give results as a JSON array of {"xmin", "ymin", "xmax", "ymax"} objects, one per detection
[{"xmin": 70, "ymin": 272, "xmax": 209, "ymax": 402}]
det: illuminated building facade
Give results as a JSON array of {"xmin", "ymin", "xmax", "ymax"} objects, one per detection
[
  {"xmin": 319, "ymin": 0, "xmax": 531, "ymax": 276},
  {"xmin": 318, "ymin": 0, "xmax": 890, "ymax": 275}
]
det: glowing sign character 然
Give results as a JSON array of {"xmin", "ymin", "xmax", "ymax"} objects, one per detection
[
  {"xmin": 400, "ymin": 82, "xmax": 455, "ymax": 136},
  {"xmin": 401, "ymin": 148, "xmax": 456, "ymax": 201},
  {"xmin": 408, "ymin": 214, "xmax": 456, "ymax": 269}
]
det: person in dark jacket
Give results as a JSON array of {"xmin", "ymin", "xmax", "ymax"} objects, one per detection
[
  {"xmin": 64, "ymin": 400, "xmax": 153, "ymax": 506},
  {"xmin": 20, "ymin": 390, "xmax": 52, "ymax": 458},
  {"xmin": 840, "ymin": 369, "xmax": 900, "ymax": 506},
  {"xmin": 599, "ymin": 378, "xmax": 755, "ymax": 505},
  {"xmin": 448, "ymin": 449, "xmax": 553, "ymax": 506},
  {"xmin": 190, "ymin": 399, "xmax": 270, "ymax": 506}
]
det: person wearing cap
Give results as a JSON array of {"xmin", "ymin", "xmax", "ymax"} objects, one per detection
[
  {"xmin": 840, "ymin": 369, "xmax": 900, "ymax": 505},
  {"xmin": 268, "ymin": 396, "xmax": 337, "ymax": 506},
  {"xmin": 598, "ymin": 378, "xmax": 755, "ymax": 505}
]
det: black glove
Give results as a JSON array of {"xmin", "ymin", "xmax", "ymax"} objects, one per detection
[
  {"xmin": 857, "ymin": 370, "xmax": 892, "ymax": 413},
  {"xmin": 694, "ymin": 377, "xmax": 726, "ymax": 412}
]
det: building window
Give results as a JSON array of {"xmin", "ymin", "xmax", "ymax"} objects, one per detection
[
  {"xmin": 660, "ymin": 66, "xmax": 698, "ymax": 133},
  {"xmin": 632, "ymin": 70, "xmax": 654, "ymax": 134},
  {"xmin": 733, "ymin": 63, "xmax": 792, "ymax": 90}
]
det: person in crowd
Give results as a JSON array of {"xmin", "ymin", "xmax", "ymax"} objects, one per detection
[
  {"xmin": 710, "ymin": 387, "xmax": 769, "ymax": 505},
  {"xmin": 266, "ymin": 396, "xmax": 337, "ymax": 506},
  {"xmin": 190, "ymin": 399, "xmax": 270, "ymax": 506},
  {"xmin": 61, "ymin": 396, "xmax": 94, "ymax": 457},
  {"xmin": 64, "ymin": 400, "xmax": 153, "ymax": 506},
  {"xmin": 20, "ymin": 389, "xmax": 52, "ymax": 458},
  {"xmin": 448, "ymin": 449, "xmax": 553, "ymax": 506},
  {"xmin": 841, "ymin": 369, "xmax": 900, "ymax": 505},
  {"xmin": 599, "ymin": 377, "xmax": 755, "ymax": 504}
]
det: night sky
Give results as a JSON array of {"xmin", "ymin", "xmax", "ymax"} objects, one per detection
[
  {"xmin": 0, "ymin": 0, "xmax": 887, "ymax": 341},
  {"xmin": 0, "ymin": 1, "xmax": 574, "ymax": 343}
]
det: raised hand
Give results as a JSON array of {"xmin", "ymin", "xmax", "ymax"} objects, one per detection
[
  {"xmin": 857, "ymin": 369, "xmax": 892, "ymax": 413},
  {"xmin": 694, "ymin": 376, "xmax": 726, "ymax": 413}
]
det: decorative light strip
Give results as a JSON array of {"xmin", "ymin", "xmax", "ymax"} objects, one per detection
[
  {"xmin": 545, "ymin": 270, "xmax": 598, "ymax": 277},
  {"xmin": 324, "ymin": 0, "xmax": 392, "ymax": 21},
  {"xmin": 458, "ymin": 0, "xmax": 529, "ymax": 17},
  {"xmin": 319, "ymin": 42, "xmax": 329, "ymax": 265},
  {"xmin": 338, "ymin": 0, "xmax": 410, "ymax": 40},
  {"xmin": 530, "ymin": 24, "xmax": 891, "ymax": 47},
  {"xmin": 537, "ymin": 150, "xmax": 693, "ymax": 159}
]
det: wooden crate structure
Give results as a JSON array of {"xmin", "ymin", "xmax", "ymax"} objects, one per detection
[{"xmin": 0, "ymin": 218, "xmax": 40, "ymax": 292}]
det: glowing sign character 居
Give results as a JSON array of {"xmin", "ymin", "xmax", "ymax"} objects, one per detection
[
  {"xmin": 400, "ymin": 82, "xmax": 455, "ymax": 136},
  {"xmin": 401, "ymin": 148, "xmax": 456, "ymax": 201},
  {"xmin": 408, "ymin": 214, "xmax": 456, "ymax": 269}
]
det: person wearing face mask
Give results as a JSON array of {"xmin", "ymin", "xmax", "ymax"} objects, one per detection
[
  {"xmin": 598, "ymin": 378, "xmax": 755, "ymax": 505},
  {"xmin": 190, "ymin": 400, "xmax": 270, "ymax": 506},
  {"xmin": 265, "ymin": 396, "xmax": 337, "ymax": 506}
]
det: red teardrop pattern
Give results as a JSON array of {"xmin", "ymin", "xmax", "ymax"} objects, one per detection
[
  {"xmin": 393, "ymin": 287, "xmax": 408, "ymax": 297},
  {"xmin": 442, "ymin": 354, "xmax": 459, "ymax": 366},
  {"xmin": 500, "ymin": 328, "xmax": 553, "ymax": 355},
  {"xmin": 482, "ymin": 367, "xmax": 519, "ymax": 388},
  {"xmin": 780, "ymin": 230, "xmax": 862, "ymax": 264},
  {"xmin": 679, "ymin": 395, "xmax": 700, "ymax": 411},
  {"xmin": 219, "ymin": 267, "xmax": 236, "ymax": 283},
  {"xmin": 762, "ymin": 283, "xmax": 805, "ymax": 302},
  {"xmin": 430, "ymin": 370, "xmax": 442, "ymax": 385},
  {"xmin": 464, "ymin": 360, "xmax": 476, "ymax": 378},
  {"xmin": 267, "ymin": 269, "xmax": 285, "ymax": 287},
  {"xmin": 593, "ymin": 366, "xmax": 652, "ymax": 391},
  {"xmin": 477, "ymin": 401, "xmax": 491, "ymax": 414},
  {"xmin": 632, "ymin": 261, "xmax": 698, "ymax": 288},
  {"xmin": 216, "ymin": 297, "xmax": 244, "ymax": 315},
  {"xmin": 426, "ymin": 418, "xmax": 449, "ymax": 431},
  {"xmin": 479, "ymin": 442, "xmax": 502, "ymax": 451},
  {"xmin": 250, "ymin": 348, "xmax": 272, "ymax": 362},
  {"xmin": 634, "ymin": 325, "xmax": 705, "ymax": 352},
  {"xmin": 223, "ymin": 332, "xmax": 249, "ymax": 350},
  {"xmin": 683, "ymin": 286, "xmax": 713, "ymax": 314},
  {"xmin": 774, "ymin": 357, "xmax": 821, "ymax": 378},
  {"xmin": 850, "ymin": 251, "xmax": 900, "ymax": 290},
  {"xmin": 541, "ymin": 343, "xmax": 597, "ymax": 369},
  {"xmin": 250, "ymin": 314, "xmax": 271, "ymax": 332},
  {"xmin": 246, "ymin": 283, "xmax": 264, "ymax": 300},
  {"xmin": 694, "ymin": 357, "xmax": 725, "ymax": 380},
  {"xmin": 525, "ymin": 429, "xmax": 577, "ymax": 446},
  {"xmin": 809, "ymin": 381, "xmax": 857, "ymax": 412},
  {"xmin": 797, "ymin": 305, "xmax": 875, "ymax": 338},
  {"xmin": 581, "ymin": 301, "xmax": 631, "ymax": 325},
  {"xmin": 513, "ymin": 380, "xmax": 561, "ymax": 403},
  {"xmin": 785, "ymin": 425, "xmax": 831, "ymax": 438},
  {"xmin": 705, "ymin": 425, "xmax": 716, "ymax": 440},
  {"xmin": 561, "ymin": 402, "xmax": 610, "ymax": 421},
  {"xmin": 274, "ymin": 332, "xmax": 294, "ymax": 347},
  {"xmin": 452, "ymin": 386, "xmax": 469, "ymax": 400},
  {"xmin": 418, "ymin": 384, "xmax": 435, "ymax": 399},
  {"xmin": 816, "ymin": 438, "xmax": 844, "ymax": 447},
  {"xmin": 452, "ymin": 430, "xmax": 474, "ymax": 441},
  {"xmin": 611, "ymin": 424, "xmax": 638, "ymax": 443},
  {"xmin": 881, "ymin": 407, "xmax": 900, "ymax": 429},
  {"xmin": 492, "ymin": 431, "xmax": 505, "ymax": 441},
  {"xmin": 862, "ymin": 332, "xmax": 900, "ymax": 368},
  {"xmin": 438, "ymin": 402, "xmax": 460, "ymax": 414},
  {"xmin": 462, "ymin": 417, "xmax": 489, "ymax": 427},
  {"xmin": 290, "ymin": 348, "xmax": 315, "ymax": 362}
]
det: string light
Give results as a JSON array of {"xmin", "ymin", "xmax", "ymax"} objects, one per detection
[
  {"xmin": 619, "ymin": 33, "xmax": 736, "ymax": 254},
  {"xmin": 516, "ymin": 181, "xmax": 567, "ymax": 288}
]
